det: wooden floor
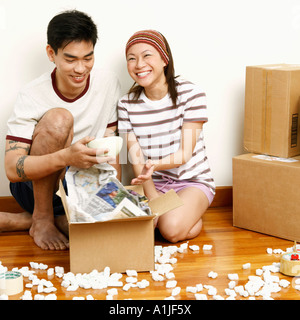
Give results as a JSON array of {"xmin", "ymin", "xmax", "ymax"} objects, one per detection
[{"xmin": 0, "ymin": 206, "xmax": 299, "ymax": 301}]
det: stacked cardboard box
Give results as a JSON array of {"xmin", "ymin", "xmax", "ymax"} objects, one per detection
[
  {"xmin": 233, "ymin": 64, "xmax": 300, "ymax": 241},
  {"xmin": 244, "ymin": 64, "xmax": 300, "ymax": 158}
]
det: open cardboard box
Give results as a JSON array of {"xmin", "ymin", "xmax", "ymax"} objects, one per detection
[{"xmin": 59, "ymin": 181, "xmax": 183, "ymax": 274}]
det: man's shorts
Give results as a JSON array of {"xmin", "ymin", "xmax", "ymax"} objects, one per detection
[{"xmin": 9, "ymin": 180, "xmax": 68, "ymax": 216}]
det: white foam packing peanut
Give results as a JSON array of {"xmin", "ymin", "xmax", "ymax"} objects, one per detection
[
  {"xmin": 126, "ymin": 277, "xmax": 137, "ymax": 283},
  {"xmin": 126, "ymin": 270, "xmax": 137, "ymax": 277},
  {"xmin": 208, "ymin": 271, "xmax": 218, "ymax": 279},
  {"xmin": 137, "ymin": 279, "xmax": 149, "ymax": 289},
  {"xmin": 195, "ymin": 293, "xmax": 207, "ymax": 300},
  {"xmin": 47, "ymin": 268, "xmax": 54, "ymax": 277},
  {"xmin": 279, "ymin": 279, "xmax": 290, "ymax": 288},
  {"xmin": 166, "ymin": 280, "xmax": 177, "ymax": 288},
  {"xmin": 205, "ymin": 285, "xmax": 217, "ymax": 296},
  {"xmin": 186, "ymin": 286, "xmax": 198, "ymax": 293},
  {"xmin": 225, "ymin": 288, "xmax": 237, "ymax": 297},
  {"xmin": 107, "ymin": 288, "xmax": 118, "ymax": 296},
  {"xmin": 155, "ymin": 263, "xmax": 173, "ymax": 275},
  {"xmin": 151, "ymin": 271, "xmax": 164, "ymax": 282},
  {"xmin": 171, "ymin": 286, "xmax": 181, "ymax": 296},
  {"xmin": 295, "ymin": 278, "xmax": 300, "ymax": 285},
  {"xmin": 228, "ymin": 273, "xmax": 239, "ymax": 281},
  {"xmin": 189, "ymin": 245, "xmax": 200, "ymax": 251},
  {"xmin": 203, "ymin": 244, "xmax": 213, "ymax": 250},
  {"xmin": 243, "ymin": 263, "xmax": 251, "ymax": 270}
]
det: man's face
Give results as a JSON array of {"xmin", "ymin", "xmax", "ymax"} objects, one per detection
[{"xmin": 47, "ymin": 40, "xmax": 94, "ymax": 98}]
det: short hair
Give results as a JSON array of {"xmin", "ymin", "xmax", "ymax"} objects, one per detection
[{"xmin": 47, "ymin": 10, "xmax": 98, "ymax": 53}]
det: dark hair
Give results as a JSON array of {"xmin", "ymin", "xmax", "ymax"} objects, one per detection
[
  {"xmin": 128, "ymin": 34, "xmax": 178, "ymax": 106},
  {"xmin": 47, "ymin": 10, "xmax": 98, "ymax": 53}
]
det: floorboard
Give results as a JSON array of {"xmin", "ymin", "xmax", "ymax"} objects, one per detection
[{"xmin": 0, "ymin": 206, "xmax": 299, "ymax": 301}]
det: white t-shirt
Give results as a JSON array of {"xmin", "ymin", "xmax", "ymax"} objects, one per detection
[
  {"xmin": 6, "ymin": 67, "xmax": 120, "ymax": 144},
  {"xmin": 118, "ymin": 78, "xmax": 215, "ymax": 194}
]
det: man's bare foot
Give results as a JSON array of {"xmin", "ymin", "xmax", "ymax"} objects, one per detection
[
  {"xmin": 29, "ymin": 218, "xmax": 69, "ymax": 250},
  {"xmin": 0, "ymin": 211, "xmax": 32, "ymax": 232},
  {"xmin": 55, "ymin": 215, "xmax": 69, "ymax": 237}
]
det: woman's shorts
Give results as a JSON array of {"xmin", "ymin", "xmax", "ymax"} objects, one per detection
[
  {"xmin": 154, "ymin": 178, "xmax": 215, "ymax": 206},
  {"xmin": 9, "ymin": 180, "xmax": 68, "ymax": 216}
]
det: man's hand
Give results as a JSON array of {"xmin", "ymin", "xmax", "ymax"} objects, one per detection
[{"xmin": 66, "ymin": 136, "xmax": 115, "ymax": 168}]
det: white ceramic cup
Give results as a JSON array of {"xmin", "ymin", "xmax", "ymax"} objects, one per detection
[{"xmin": 87, "ymin": 136, "xmax": 123, "ymax": 157}]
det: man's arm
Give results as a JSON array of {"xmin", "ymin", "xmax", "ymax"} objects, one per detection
[
  {"xmin": 5, "ymin": 137, "xmax": 114, "ymax": 183},
  {"xmin": 104, "ymin": 125, "xmax": 122, "ymax": 181}
]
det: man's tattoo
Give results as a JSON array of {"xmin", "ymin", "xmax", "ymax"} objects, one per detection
[
  {"xmin": 16, "ymin": 156, "xmax": 28, "ymax": 180},
  {"xmin": 5, "ymin": 140, "xmax": 30, "ymax": 154}
]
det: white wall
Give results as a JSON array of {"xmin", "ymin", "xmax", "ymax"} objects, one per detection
[{"xmin": 1, "ymin": 0, "xmax": 300, "ymax": 195}]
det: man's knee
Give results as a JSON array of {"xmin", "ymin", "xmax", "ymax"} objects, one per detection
[
  {"xmin": 39, "ymin": 108, "xmax": 73, "ymax": 131},
  {"xmin": 31, "ymin": 108, "xmax": 74, "ymax": 154}
]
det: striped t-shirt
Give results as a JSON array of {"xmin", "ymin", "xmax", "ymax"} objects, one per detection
[{"xmin": 118, "ymin": 79, "xmax": 215, "ymax": 194}]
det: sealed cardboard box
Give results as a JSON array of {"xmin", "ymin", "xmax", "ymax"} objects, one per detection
[
  {"xmin": 233, "ymin": 153, "xmax": 300, "ymax": 241},
  {"xmin": 244, "ymin": 64, "xmax": 300, "ymax": 158},
  {"xmin": 59, "ymin": 182, "xmax": 183, "ymax": 274}
]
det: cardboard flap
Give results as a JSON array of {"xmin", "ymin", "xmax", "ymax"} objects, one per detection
[
  {"xmin": 148, "ymin": 189, "xmax": 184, "ymax": 216},
  {"xmin": 125, "ymin": 185, "xmax": 144, "ymax": 194}
]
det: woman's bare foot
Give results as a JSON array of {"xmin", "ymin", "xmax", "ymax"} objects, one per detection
[
  {"xmin": 0, "ymin": 211, "xmax": 32, "ymax": 232},
  {"xmin": 29, "ymin": 218, "xmax": 69, "ymax": 250}
]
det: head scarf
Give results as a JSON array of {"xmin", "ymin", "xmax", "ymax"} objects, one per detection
[{"xmin": 125, "ymin": 30, "xmax": 169, "ymax": 65}]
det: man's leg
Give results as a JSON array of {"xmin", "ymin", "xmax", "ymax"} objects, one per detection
[
  {"xmin": 29, "ymin": 108, "xmax": 73, "ymax": 250},
  {"xmin": 0, "ymin": 211, "xmax": 32, "ymax": 232}
]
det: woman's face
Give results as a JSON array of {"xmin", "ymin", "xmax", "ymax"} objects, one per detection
[{"xmin": 126, "ymin": 42, "xmax": 167, "ymax": 91}]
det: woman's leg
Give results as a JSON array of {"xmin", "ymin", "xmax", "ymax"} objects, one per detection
[{"xmin": 157, "ymin": 187, "xmax": 209, "ymax": 243}]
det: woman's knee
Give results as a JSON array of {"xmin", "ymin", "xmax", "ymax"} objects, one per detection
[
  {"xmin": 158, "ymin": 218, "xmax": 186, "ymax": 243},
  {"xmin": 158, "ymin": 215, "xmax": 203, "ymax": 243}
]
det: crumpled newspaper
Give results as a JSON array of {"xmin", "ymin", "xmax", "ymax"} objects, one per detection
[{"xmin": 65, "ymin": 163, "xmax": 151, "ymax": 223}]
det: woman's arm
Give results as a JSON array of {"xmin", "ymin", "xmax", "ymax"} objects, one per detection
[
  {"xmin": 131, "ymin": 121, "xmax": 204, "ymax": 184},
  {"xmin": 125, "ymin": 132, "xmax": 160, "ymax": 199}
]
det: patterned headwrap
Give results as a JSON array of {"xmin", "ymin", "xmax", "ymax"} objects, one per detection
[{"xmin": 125, "ymin": 30, "xmax": 169, "ymax": 65}]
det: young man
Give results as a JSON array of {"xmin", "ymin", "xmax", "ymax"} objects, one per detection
[{"xmin": 2, "ymin": 10, "xmax": 121, "ymax": 250}]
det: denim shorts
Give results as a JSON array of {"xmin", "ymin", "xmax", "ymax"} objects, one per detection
[
  {"xmin": 9, "ymin": 180, "xmax": 68, "ymax": 216},
  {"xmin": 154, "ymin": 177, "xmax": 215, "ymax": 206}
]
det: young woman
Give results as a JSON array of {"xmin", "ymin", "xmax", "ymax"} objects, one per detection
[{"xmin": 118, "ymin": 30, "xmax": 215, "ymax": 243}]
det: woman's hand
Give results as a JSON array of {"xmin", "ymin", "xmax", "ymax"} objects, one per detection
[{"xmin": 131, "ymin": 160, "xmax": 155, "ymax": 185}]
